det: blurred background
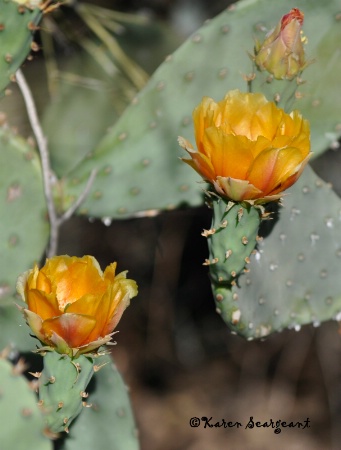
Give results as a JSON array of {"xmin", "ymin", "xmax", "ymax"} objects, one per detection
[{"xmin": 2, "ymin": 0, "xmax": 341, "ymax": 448}]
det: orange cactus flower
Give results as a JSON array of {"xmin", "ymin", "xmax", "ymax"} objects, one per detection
[
  {"xmin": 179, "ymin": 90, "xmax": 311, "ymax": 204},
  {"xmin": 16, "ymin": 255, "xmax": 138, "ymax": 358},
  {"xmin": 253, "ymin": 8, "xmax": 308, "ymax": 80}
]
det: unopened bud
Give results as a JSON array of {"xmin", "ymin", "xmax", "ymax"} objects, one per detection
[{"xmin": 254, "ymin": 8, "xmax": 308, "ymax": 80}]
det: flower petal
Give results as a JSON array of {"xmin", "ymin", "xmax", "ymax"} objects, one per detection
[
  {"xmin": 22, "ymin": 309, "xmax": 45, "ymax": 343},
  {"xmin": 42, "ymin": 255, "xmax": 107, "ymax": 310},
  {"xmin": 214, "ymin": 177, "xmax": 263, "ymax": 202},
  {"xmin": 26, "ymin": 289, "xmax": 60, "ymax": 319},
  {"xmin": 42, "ymin": 313, "xmax": 97, "ymax": 349},
  {"xmin": 247, "ymin": 146, "xmax": 308, "ymax": 194},
  {"xmin": 103, "ymin": 276, "xmax": 138, "ymax": 335},
  {"xmin": 182, "ymin": 152, "xmax": 216, "ymax": 182},
  {"xmin": 202, "ymin": 128, "xmax": 254, "ymax": 179}
]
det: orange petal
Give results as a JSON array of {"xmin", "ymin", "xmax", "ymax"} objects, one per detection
[
  {"xmin": 36, "ymin": 269, "xmax": 52, "ymax": 294},
  {"xmin": 247, "ymin": 146, "xmax": 306, "ymax": 194},
  {"xmin": 203, "ymin": 128, "xmax": 254, "ymax": 179},
  {"xmin": 250, "ymin": 102, "xmax": 285, "ymax": 141},
  {"xmin": 269, "ymin": 152, "xmax": 312, "ymax": 195},
  {"xmin": 193, "ymin": 97, "xmax": 222, "ymax": 153},
  {"xmin": 42, "ymin": 313, "xmax": 97, "ymax": 348},
  {"xmin": 182, "ymin": 152, "xmax": 216, "ymax": 182},
  {"xmin": 102, "ymin": 276, "xmax": 137, "ymax": 335},
  {"xmin": 219, "ymin": 91, "xmax": 268, "ymax": 139},
  {"xmin": 42, "ymin": 255, "xmax": 107, "ymax": 310},
  {"xmin": 103, "ymin": 290, "xmax": 130, "ymax": 335},
  {"xmin": 26, "ymin": 289, "xmax": 60, "ymax": 318},
  {"xmin": 65, "ymin": 293, "xmax": 111, "ymax": 342}
]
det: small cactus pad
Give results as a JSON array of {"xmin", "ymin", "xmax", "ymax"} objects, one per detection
[
  {"xmin": 62, "ymin": 357, "xmax": 139, "ymax": 450},
  {"xmin": 39, "ymin": 352, "xmax": 94, "ymax": 434},
  {"xmin": 0, "ymin": 354, "xmax": 52, "ymax": 450},
  {"xmin": 0, "ymin": 0, "xmax": 42, "ymax": 93},
  {"xmin": 205, "ymin": 199, "xmax": 261, "ymax": 286},
  {"xmin": 214, "ymin": 165, "xmax": 341, "ymax": 339},
  {"xmin": 58, "ymin": 0, "xmax": 341, "ymax": 219},
  {"xmin": 0, "ymin": 126, "xmax": 49, "ymax": 304}
]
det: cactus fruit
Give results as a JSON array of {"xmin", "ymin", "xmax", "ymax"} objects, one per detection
[
  {"xmin": 0, "ymin": 350, "xmax": 52, "ymax": 450},
  {"xmin": 214, "ymin": 165, "xmax": 341, "ymax": 339},
  {"xmin": 0, "ymin": 125, "xmax": 49, "ymax": 305},
  {"xmin": 0, "ymin": 0, "xmax": 42, "ymax": 93},
  {"xmin": 57, "ymin": 0, "xmax": 341, "ymax": 219},
  {"xmin": 38, "ymin": 352, "xmax": 95, "ymax": 435},
  {"xmin": 62, "ymin": 357, "xmax": 139, "ymax": 450}
]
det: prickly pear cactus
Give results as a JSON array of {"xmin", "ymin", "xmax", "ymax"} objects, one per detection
[
  {"xmin": 204, "ymin": 200, "xmax": 261, "ymax": 286},
  {"xmin": 62, "ymin": 357, "xmax": 139, "ymax": 450},
  {"xmin": 0, "ymin": 125, "xmax": 49, "ymax": 305},
  {"xmin": 214, "ymin": 165, "xmax": 341, "ymax": 339},
  {"xmin": 57, "ymin": 0, "xmax": 341, "ymax": 219},
  {"xmin": 0, "ymin": 0, "xmax": 42, "ymax": 93},
  {"xmin": 0, "ymin": 351, "xmax": 52, "ymax": 450},
  {"xmin": 38, "ymin": 352, "xmax": 94, "ymax": 434}
]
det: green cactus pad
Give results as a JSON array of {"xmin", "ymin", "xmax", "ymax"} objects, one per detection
[
  {"xmin": 0, "ymin": 0, "xmax": 42, "ymax": 93},
  {"xmin": 0, "ymin": 126, "xmax": 49, "ymax": 304},
  {"xmin": 0, "ymin": 303, "xmax": 39, "ymax": 352},
  {"xmin": 206, "ymin": 199, "xmax": 261, "ymax": 285},
  {"xmin": 58, "ymin": 0, "xmax": 341, "ymax": 219},
  {"xmin": 39, "ymin": 352, "xmax": 94, "ymax": 434},
  {"xmin": 214, "ymin": 165, "xmax": 341, "ymax": 339},
  {"xmin": 0, "ymin": 355, "xmax": 52, "ymax": 450},
  {"xmin": 42, "ymin": 51, "xmax": 135, "ymax": 178},
  {"xmin": 62, "ymin": 357, "xmax": 139, "ymax": 450}
]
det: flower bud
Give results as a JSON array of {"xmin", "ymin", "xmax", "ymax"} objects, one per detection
[{"xmin": 254, "ymin": 8, "xmax": 307, "ymax": 80}]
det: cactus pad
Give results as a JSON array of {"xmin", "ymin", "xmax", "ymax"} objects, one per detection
[
  {"xmin": 58, "ymin": 0, "xmax": 341, "ymax": 219},
  {"xmin": 0, "ymin": 125, "xmax": 49, "ymax": 305},
  {"xmin": 0, "ymin": 354, "xmax": 52, "ymax": 450},
  {"xmin": 39, "ymin": 352, "xmax": 94, "ymax": 434},
  {"xmin": 63, "ymin": 357, "xmax": 139, "ymax": 450},
  {"xmin": 205, "ymin": 199, "xmax": 261, "ymax": 286},
  {"xmin": 0, "ymin": 0, "xmax": 42, "ymax": 93},
  {"xmin": 214, "ymin": 165, "xmax": 341, "ymax": 339}
]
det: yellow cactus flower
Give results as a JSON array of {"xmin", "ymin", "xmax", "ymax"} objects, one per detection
[
  {"xmin": 179, "ymin": 90, "xmax": 311, "ymax": 204},
  {"xmin": 253, "ymin": 8, "xmax": 308, "ymax": 80},
  {"xmin": 16, "ymin": 255, "xmax": 138, "ymax": 358}
]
